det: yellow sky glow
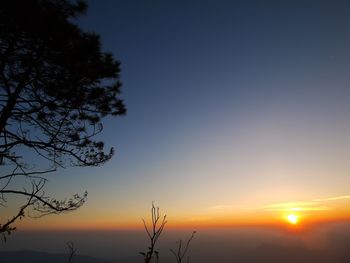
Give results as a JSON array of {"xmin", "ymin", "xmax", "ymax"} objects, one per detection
[{"xmin": 14, "ymin": 194, "xmax": 350, "ymax": 231}]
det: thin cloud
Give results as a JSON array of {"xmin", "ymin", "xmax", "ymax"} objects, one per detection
[
  {"xmin": 289, "ymin": 206, "xmax": 329, "ymax": 211},
  {"xmin": 209, "ymin": 195, "xmax": 350, "ymax": 213},
  {"xmin": 259, "ymin": 202, "xmax": 316, "ymax": 209},
  {"xmin": 312, "ymin": 195, "xmax": 350, "ymax": 202},
  {"xmin": 257, "ymin": 203, "xmax": 329, "ymax": 212},
  {"xmin": 247, "ymin": 194, "xmax": 350, "ymax": 212},
  {"xmin": 243, "ymin": 202, "xmax": 318, "ymax": 211}
]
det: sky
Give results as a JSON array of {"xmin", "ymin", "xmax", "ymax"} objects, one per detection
[{"xmin": 9, "ymin": 0, "xmax": 350, "ymax": 231}]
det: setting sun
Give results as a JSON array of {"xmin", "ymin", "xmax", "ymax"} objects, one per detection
[{"xmin": 287, "ymin": 214, "xmax": 299, "ymax": 225}]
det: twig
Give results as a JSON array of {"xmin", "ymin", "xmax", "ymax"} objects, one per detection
[
  {"xmin": 140, "ymin": 203, "xmax": 167, "ymax": 263},
  {"xmin": 170, "ymin": 231, "xmax": 196, "ymax": 263}
]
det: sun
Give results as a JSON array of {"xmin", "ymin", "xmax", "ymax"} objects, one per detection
[{"xmin": 287, "ymin": 214, "xmax": 299, "ymax": 225}]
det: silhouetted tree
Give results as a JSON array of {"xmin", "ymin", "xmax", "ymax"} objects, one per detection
[
  {"xmin": 170, "ymin": 231, "xmax": 196, "ymax": 263},
  {"xmin": 66, "ymin": 241, "xmax": 77, "ymax": 263},
  {"xmin": 0, "ymin": 0, "xmax": 126, "ymax": 240},
  {"xmin": 140, "ymin": 203, "xmax": 167, "ymax": 263}
]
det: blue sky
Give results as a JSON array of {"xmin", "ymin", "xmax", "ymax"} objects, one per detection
[{"xmin": 16, "ymin": 0, "xmax": 350, "ymax": 229}]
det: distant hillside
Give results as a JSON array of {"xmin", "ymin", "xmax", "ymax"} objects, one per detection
[{"xmin": 0, "ymin": 250, "xmax": 139, "ymax": 263}]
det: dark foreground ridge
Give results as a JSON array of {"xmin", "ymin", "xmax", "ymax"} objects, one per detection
[{"xmin": 0, "ymin": 250, "xmax": 138, "ymax": 263}]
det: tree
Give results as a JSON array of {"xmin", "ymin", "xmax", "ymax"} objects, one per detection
[
  {"xmin": 170, "ymin": 231, "xmax": 196, "ymax": 263},
  {"xmin": 0, "ymin": 0, "xmax": 126, "ymax": 240},
  {"xmin": 139, "ymin": 203, "xmax": 196, "ymax": 263},
  {"xmin": 66, "ymin": 241, "xmax": 78, "ymax": 263},
  {"xmin": 140, "ymin": 203, "xmax": 167, "ymax": 263}
]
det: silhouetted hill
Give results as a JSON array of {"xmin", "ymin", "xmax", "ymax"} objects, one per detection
[{"xmin": 0, "ymin": 250, "xmax": 139, "ymax": 263}]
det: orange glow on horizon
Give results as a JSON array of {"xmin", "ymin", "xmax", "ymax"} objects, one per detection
[
  {"xmin": 13, "ymin": 196, "xmax": 350, "ymax": 232},
  {"xmin": 16, "ymin": 214, "xmax": 350, "ymax": 232}
]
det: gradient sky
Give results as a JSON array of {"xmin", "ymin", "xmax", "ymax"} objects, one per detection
[{"xmin": 13, "ymin": 0, "xmax": 350, "ymax": 230}]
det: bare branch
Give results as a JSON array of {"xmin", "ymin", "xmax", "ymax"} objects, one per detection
[
  {"xmin": 170, "ymin": 231, "xmax": 196, "ymax": 263},
  {"xmin": 66, "ymin": 241, "xmax": 77, "ymax": 263},
  {"xmin": 140, "ymin": 203, "xmax": 167, "ymax": 263}
]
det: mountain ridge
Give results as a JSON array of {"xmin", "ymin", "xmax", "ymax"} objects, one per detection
[{"xmin": 0, "ymin": 250, "xmax": 139, "ymax": 263}]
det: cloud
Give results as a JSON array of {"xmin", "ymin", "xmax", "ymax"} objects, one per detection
[
  {"xmin": 247, "ymin": 194, "xmax": 350, "ymax": 212},
  {"xmin": 206, "ymin": 195, "xmax": 350, "ymax": 214},
  {"xmin": 244, "ymin": 202, "xmax": 319, "ymax": 211},
  {"xmin": 258, "ymin": 202, "xmax": 316, "ymax": 209},
  {"xmin": 256, "ymin": 202, "xmax": 329, "ymax": 212},
  {"xmin": 312, "ymin": 195, "xmax": 350, "ymax": 202},
  {"xmin": 288, "ymin": 206, "xmax": 329, "ymax": 211}
]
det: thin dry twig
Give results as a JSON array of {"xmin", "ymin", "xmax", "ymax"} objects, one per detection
[
  {"xmin": 140, "ymin": 203, "xmax": 167, "ymax": 263},
  {"xmin": 170, "ymin": 231, "xmax": 196, "ymax": 263},
  {"xmin": 66, "ymin": 241, "xmax": 77, "ymax": 263}
]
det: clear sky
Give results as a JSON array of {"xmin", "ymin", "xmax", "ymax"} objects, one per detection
[{"xmin": 15, "ymin": 0, "xmax": 350, "ymax": 230}]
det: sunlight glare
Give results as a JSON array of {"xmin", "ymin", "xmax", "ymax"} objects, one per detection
[{"xmin": 287, "ymin": 214, "xmax": 299, "ymax": 224}]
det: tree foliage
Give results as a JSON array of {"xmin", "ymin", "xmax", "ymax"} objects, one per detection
[{"xmin": 0, "ymin": 0, "xmax": 126, "ymax": 240}]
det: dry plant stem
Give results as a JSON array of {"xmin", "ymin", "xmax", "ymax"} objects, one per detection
[
  {"xmin": 141, "ymin": 203, "xmax": 167, "ymax": 263},
  {"xmin": 170, "ymin": 231, "xmax": 196, "ymax": 263},
  {"xmin": 66, "ymin": 241, "xmax": 77, "ymax": 263}
]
